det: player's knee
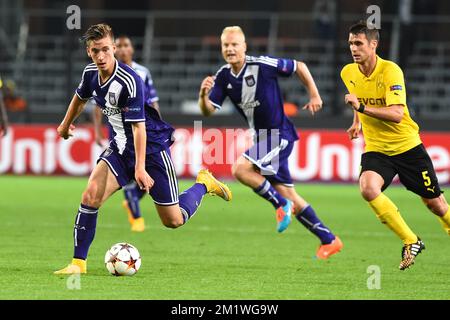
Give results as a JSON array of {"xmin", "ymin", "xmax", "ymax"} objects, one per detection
[
  {"xmin": 360, "ymin": 185, "xmax": 381, "ymax": 202},
  {"xmin": 231, "ymin": 162, "xmax": 245, "ymax": 180},
  {"xmin": 81, "ymin": 183, "xmax": 102, "ymax": 208},
  {"xmin": 162, "ymin": 216, "xmax": 184, "ymax": 229}
]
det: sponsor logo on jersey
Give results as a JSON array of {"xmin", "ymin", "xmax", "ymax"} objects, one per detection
[
  {"xmin": 238, "ymin": 100, "xmax": 261, "ymax": 110},
  {"xmin": 357, "ymin": 97, "xmax": 386, "ymax": 106},
  {"xmin": 390, "ymin": 85, "xmax": 403, "ymax": 91},
  {"xmin": 101, "ymin": 106, "xmax": 121, "ymax": 116},
  {"xmin": 244, "ymin": 75, "xmax": 256, "ymax": 87}
]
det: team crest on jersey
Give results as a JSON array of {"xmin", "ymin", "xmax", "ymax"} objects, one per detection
[
  {"xmin": 376, "ymin": 74, "xmax": 384, "ymax": 89},
  {"xmin": 244, "ymin": 75, "xmax": 256, "ymax": 87},
  {"xmin": 108, "ymin": 92, "xmax": 117, "ymax": 105}
]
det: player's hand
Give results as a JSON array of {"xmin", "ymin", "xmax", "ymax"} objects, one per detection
[
  {"xmin": 344, "ymin": 94, "xmax": 360, "ymax": 110},
  {"xmin": 57, "ymin": 124, "xmax": 75, "ymax": 139},
  {"xmin": 135, "ymin": 168, "xmax": 154, "ymax": 194},
  {"xmin": 302, "ymin": 96, "xmax": 323, "ymax": 115},
  {"xmin": 347, "ymin": 122, "xmax": 361, "ymax": 140},
  {"xmin": 199, "ymin": 76, "xmax": 215, "ymax": 97}
]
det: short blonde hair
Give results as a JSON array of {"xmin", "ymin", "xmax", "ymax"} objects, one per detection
[{"xmin": 221, "ymin": 26, "xmax": 246, "ymax": 41}]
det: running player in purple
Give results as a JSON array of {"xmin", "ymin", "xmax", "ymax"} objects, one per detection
[
  {"xmin": 199, "ymin": 26, "xmax": 342, "ymax": 259},
  {"xmin": 55, "ymin": 24, "xmax": 232, "ymax": 274},
  {"xmin": 93, "ymin": 34, "xmax": 161, "ymax": 232}
]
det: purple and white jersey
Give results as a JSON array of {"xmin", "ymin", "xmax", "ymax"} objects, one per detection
[
  {"xmin": 76, "ymin": 60, "xmax": 173, "ymax": 156},
  {"xmin": 131, "ymin": 61, "xmax": 159, "ymax": 106},
  {"xmin": 209, "ymin": 55, "xmax": 299, "ymax": 142}
]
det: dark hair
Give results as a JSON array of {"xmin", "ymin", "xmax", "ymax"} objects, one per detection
[
  {"xmin": 81, "ymin": 23, "xmax": 114, "ymax": 46},
  {"xmin": 349, "ymin": 20, "xmax": 379, "ymax": 42}
]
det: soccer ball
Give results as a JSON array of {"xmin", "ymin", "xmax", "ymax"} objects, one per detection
[{"xmin": 104, "ymin": 242, "xmax": 141, "ymax": 276}]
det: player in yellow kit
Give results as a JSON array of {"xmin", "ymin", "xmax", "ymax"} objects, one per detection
[{"xmin": 341, "ymin": 21, "xmax": 450, "ymax": 270}]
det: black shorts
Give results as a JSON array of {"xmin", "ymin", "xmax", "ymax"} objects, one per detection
[{"xmin": 360, "ymin": 144, "xmax": 442, "ymax": 199}]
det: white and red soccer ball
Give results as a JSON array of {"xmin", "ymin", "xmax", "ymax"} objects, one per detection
[{"xmin": 104, "ymin": 242, "xmax": 141, "ymax": 276}]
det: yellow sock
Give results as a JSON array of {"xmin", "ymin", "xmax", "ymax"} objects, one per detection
[
  {"xmin": 368, "ymin": 193, "xmax": 418, "ymax": 244},
  {"xmin": 437, "ymin": 207, "xmax": 450, "ymax": 236}
]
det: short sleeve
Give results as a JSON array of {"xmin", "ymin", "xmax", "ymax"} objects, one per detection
[
  {"xmin": 209, "ymin": 73, "xmax": 226, "ymax": 109},
  {"xmin": 384, "ymin": 64, "xmax": 406, "ymax": 106},
  {"xmin": 75, "ymin": 70, "xmax": 93, "ymax": 100},
  {"xmin": 124, "ymin": 76, "xmax": 145, "ymax": 122}
]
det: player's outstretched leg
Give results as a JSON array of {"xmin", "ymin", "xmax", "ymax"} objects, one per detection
[
  {"xmin": 54, "ymin": 161, "xmax": 120, "ymax": 275},
  {"xmin": 274, "ymin": 184, "xmax": 343, "ymax": 259},
  {"xmin": 123, "ymin": 182, "xmax": 147, "ymax": 232},
  {"xmin": 232, "ymin": 158, "xmax": 292, "ymax": 233},
  {"xmin": 360, "ymin": 171, "xmax": 423, "ymax": 269},
  {"xmin": 155, "ymin": 169, "xmax": 231, "ymax": 228}
]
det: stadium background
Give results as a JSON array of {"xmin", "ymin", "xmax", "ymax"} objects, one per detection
[{"xmin": 0, "ymin": 0, "xmax": 449, "ymax": 183}]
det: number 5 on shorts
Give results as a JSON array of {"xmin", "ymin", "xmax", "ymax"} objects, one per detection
[{"xmin": 422, "ymin": 170, "xmax": 431, "ymax": 187}]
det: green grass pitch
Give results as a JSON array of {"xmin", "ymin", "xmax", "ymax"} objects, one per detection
[{"xmin": 0, "ymin": 176, "xmax": 448, "ymax": 300}]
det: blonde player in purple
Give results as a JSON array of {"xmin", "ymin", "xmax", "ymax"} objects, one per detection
[{"xmin": 199, "ymin": 26, "xmax": 342, "ymax": 259}]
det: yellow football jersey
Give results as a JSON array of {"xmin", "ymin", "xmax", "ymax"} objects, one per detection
[{"xmin": 340, "ymin": 55, "xmax": 421, "ymax": 156}]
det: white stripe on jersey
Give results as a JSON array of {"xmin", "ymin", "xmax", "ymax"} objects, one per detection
[
  {"xmin": 80, "ymin": 64, "xmax": 97, "ymax": 84},
  {"xmin": 240, "ymin": 64, "xmax": 260, "ymax": 131},
  {"xmin": 124, "ymin": 118, "xmax": 146, "ymax": 122},
  {"xmin": 160, "ymin": 150, "xmax": 179, "ymax": 203},
  {"xmin": 116, "ymin": 72, "xmax": 134, "ymax": 99},
  {"xmin": 246, "ymin": 55, "xmax": 278, "ymax": 67},
  {"xmin": 117, "ymin": 67, "xmax": 137, "ymax": 98},
  {"xmin": 104, "ymin": 80, "xmax": 128, "ymax": 154}
]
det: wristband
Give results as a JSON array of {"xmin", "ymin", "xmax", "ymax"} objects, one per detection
[{"xmin": 357, "ymin": 103, "xmax": 365, "ymax": 113}]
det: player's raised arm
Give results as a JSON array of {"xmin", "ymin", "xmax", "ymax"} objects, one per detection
[
  {"xmin": 295, "ymin": 61, "xmax": 323, "ymax": 115},
  {"xmin": 198, "ymin": 76, "xmax": 217, "ymax": 116},
  {"xmin": 57, "ymin": 94, "xmax": 87, "ymax": 139}
]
